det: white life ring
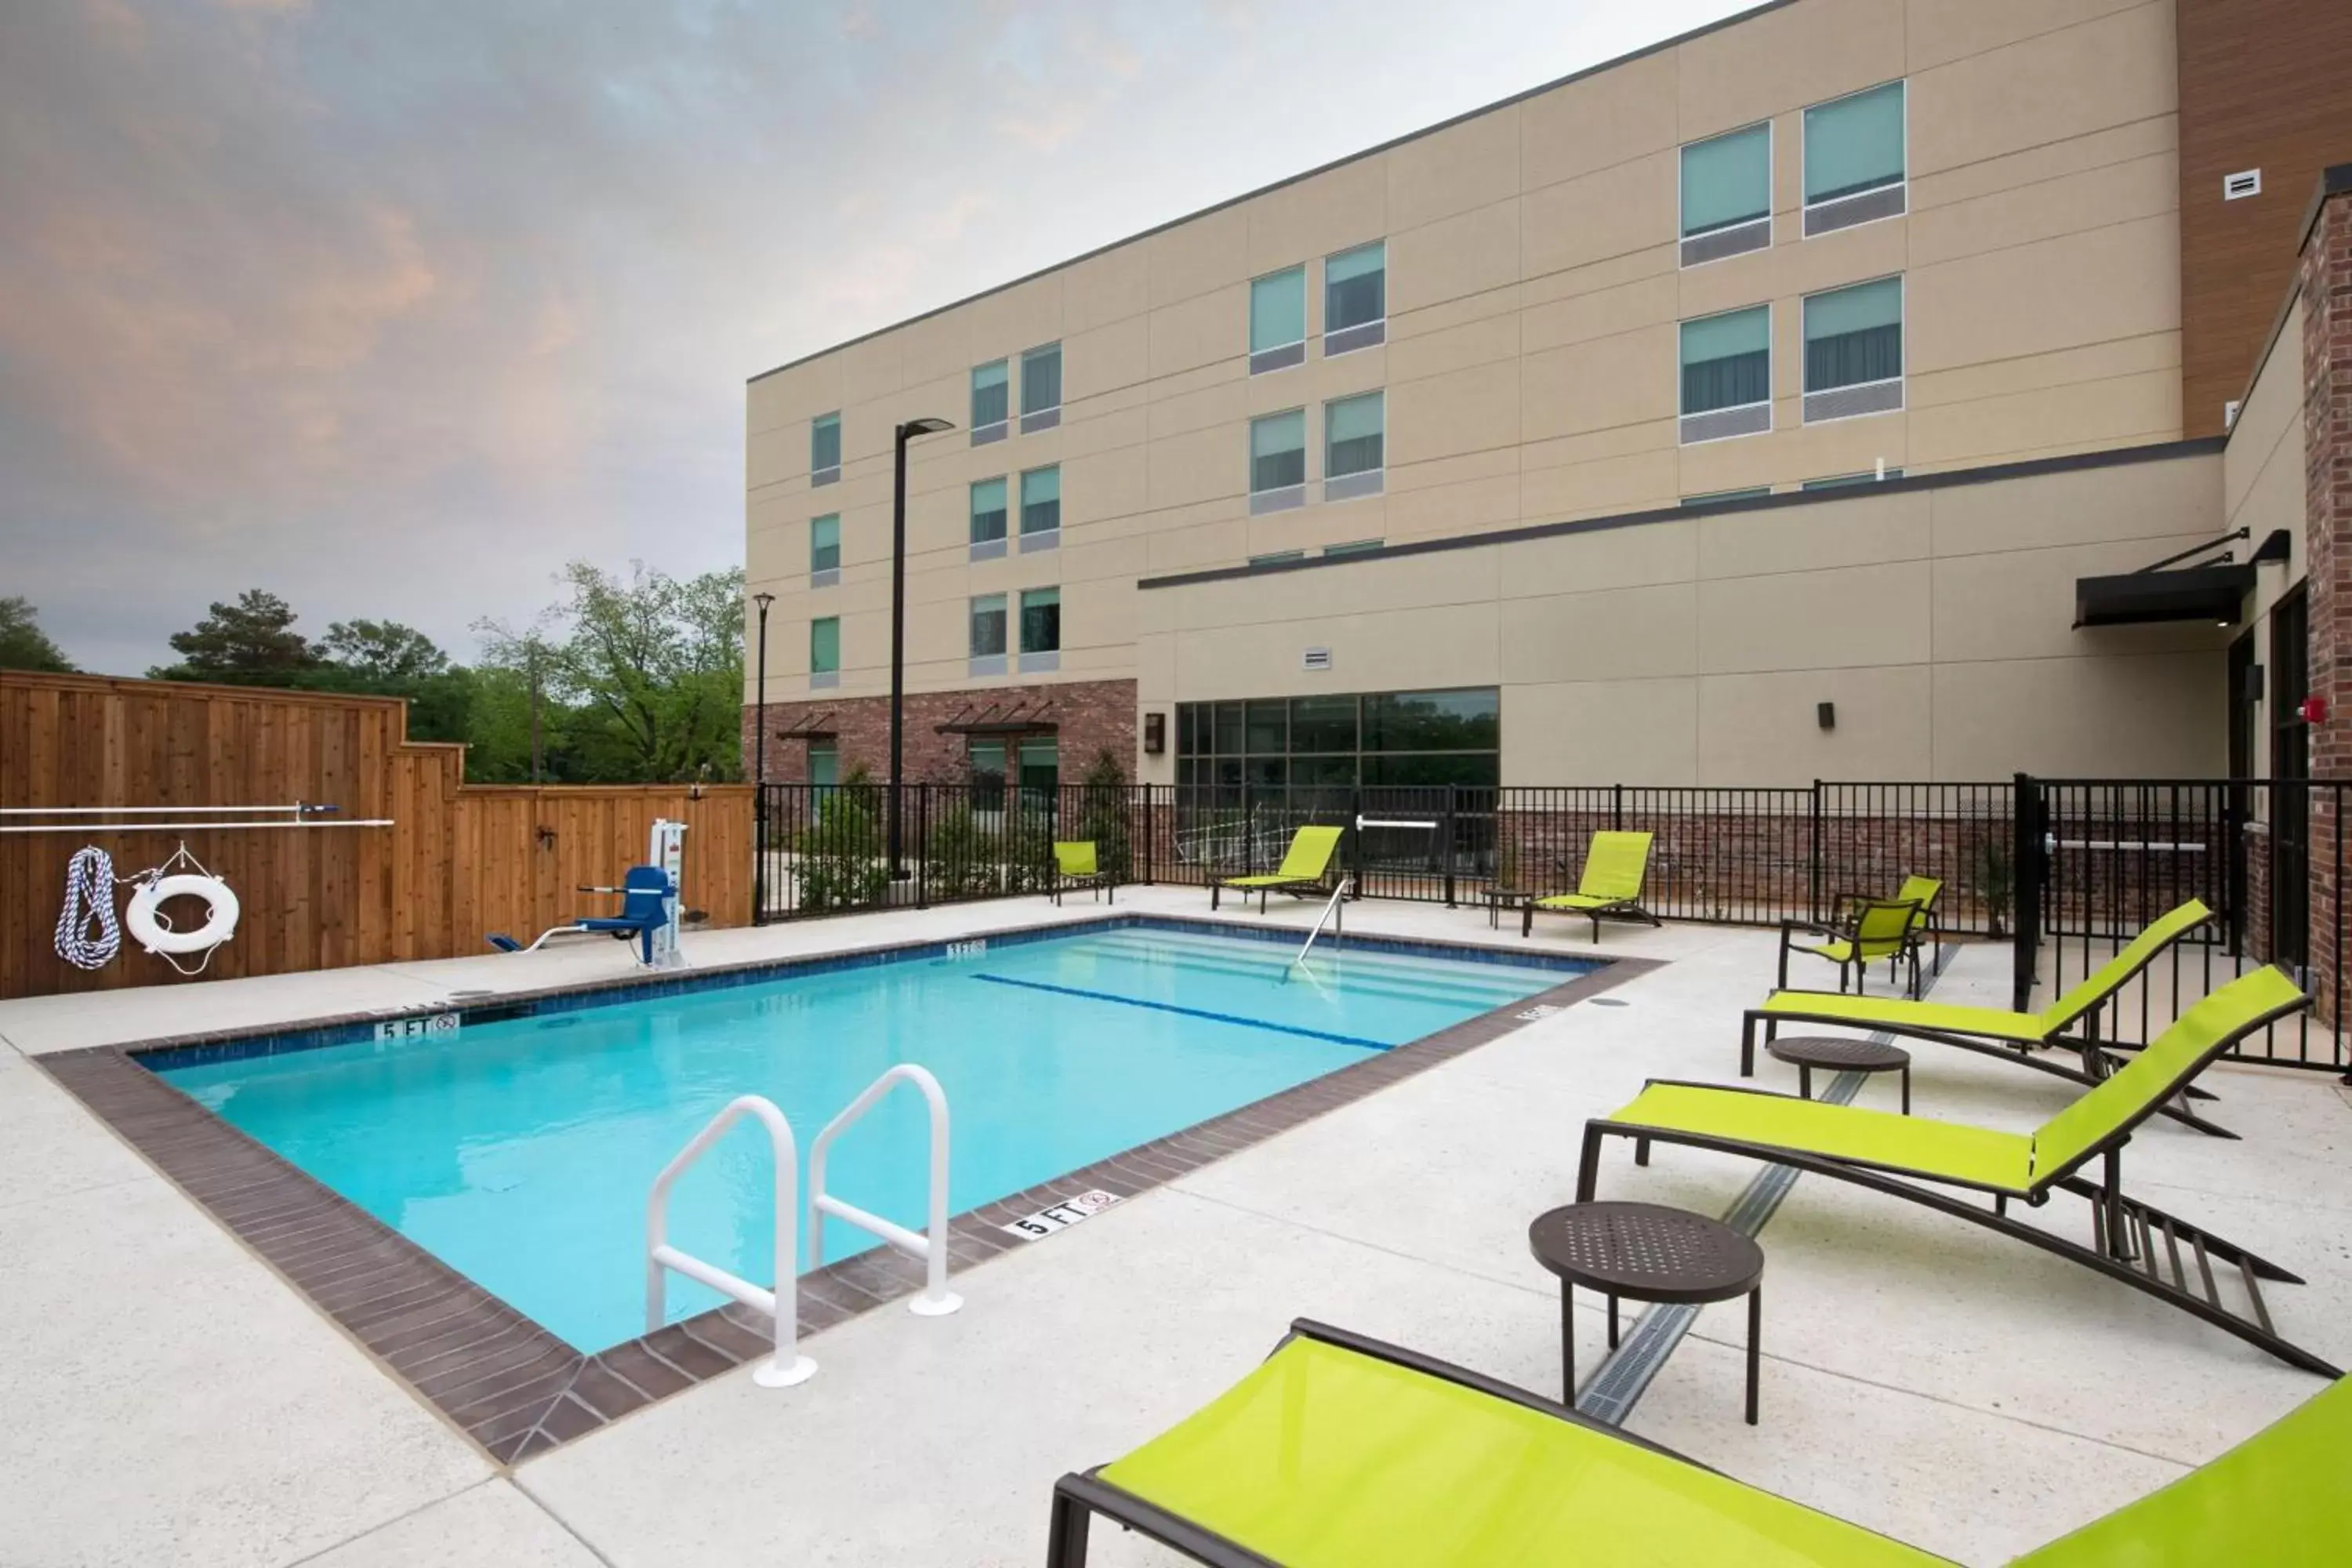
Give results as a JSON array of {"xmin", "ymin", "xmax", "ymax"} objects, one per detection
[{"xmin": 125, "ymin": 873, "xmax": 241, "ymax": 956}]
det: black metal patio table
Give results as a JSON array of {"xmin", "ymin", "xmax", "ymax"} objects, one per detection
[
  {"xmin": 1528, "ymin": 1200, "xmax": 1765, "ymax": 1424},
  {"xmin": 1765, "ymin": 1034, "xmax": 1913, "ymax": 1112}
]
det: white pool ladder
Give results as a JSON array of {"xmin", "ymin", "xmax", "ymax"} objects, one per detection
[
  {"xmin": 645, "ymin": 1094, "xmax": 815, "ymax": 1388},
  {"xmin": 1294, "ymin": 877, "xmax": 1353, "ymax": 966},
  {"xmin": 808, "ymin": 1063, "xmax": 963, "ymax": 1317}
]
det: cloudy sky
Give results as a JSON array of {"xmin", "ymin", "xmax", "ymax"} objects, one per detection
[{"xmin": 1, "ymin": 0, "xmax": 1752, "ymax": 676}]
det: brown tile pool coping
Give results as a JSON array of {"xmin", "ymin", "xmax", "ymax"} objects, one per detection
[{"xmin": 35, "ymin": 915, "xmax": 1660, "ymax": 1465}]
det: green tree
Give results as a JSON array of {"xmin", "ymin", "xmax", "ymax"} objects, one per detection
[
  {"xmin": 153, "ymin": 589, "xmax": 318, "ymax": 679},
  {"xmin": 0, "ymin": 597, "xmax": 74, "ymax": 672},
  {"xmin": 483, "ymin": 561, "xmax": 744, "ymax": 782},
  {"xmin": 318, "ymin": 619, "xmax": 449, "ymax": 684}
]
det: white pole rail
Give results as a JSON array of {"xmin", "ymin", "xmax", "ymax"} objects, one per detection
[
  {"xmin": 807, "ymin": 1064, "xmax": 962, "ymax": 1318},
  {"xmin": 1295, "ymin": 877, "xmax": 1353, "ymax": 966},
  {"xmin": 646, "ymin": 1094, "xmax": 815, "ymax": 1388},
  {"xmin": 2045, "ymin": 837, "xmax": 2209, "ymax": 854}
]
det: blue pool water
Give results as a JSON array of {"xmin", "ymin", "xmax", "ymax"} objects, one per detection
[{"xmin": 158, "ymin": 924, "xmax": 1584, "ymax": 1350}]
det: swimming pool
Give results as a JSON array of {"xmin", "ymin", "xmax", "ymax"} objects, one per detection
[{"xmin": 156, "ymin": 922, "xmax": 1589, "ymax": 1351}]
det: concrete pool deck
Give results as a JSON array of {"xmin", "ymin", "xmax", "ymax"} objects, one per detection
[{"xmin": 3, "ymin": 888, "xmax": 2347, "ymax": 1565}]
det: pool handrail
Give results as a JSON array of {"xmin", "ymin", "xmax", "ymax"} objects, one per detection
[
  {"xmin": 645, "ymin": 1094, "xmax": 815, "ymax": 1387},
  {"xmin": 1294, "ymin": 877, "xmax": 1352, "ymax": 966},
  {"xmin": 807, "ymin": 1063, "xmax": 964, "ymax": 1317}
]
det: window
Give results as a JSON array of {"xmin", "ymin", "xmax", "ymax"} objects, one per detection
[
  {"xmin": 1173, "ymin": 687, "xmax": 1500, "ymax": 800},
  {"xmin": 809, "ymin": 617, "xmax": 840, "ymax": 688},
  {"xmin": 808, "ymin": 741, "xmax": 839, "ymax": 789},
  {"xmin": 968, "ymin": 593, "xmax": 1007, "ymax": 677},
  {"xmin": 1680, "ymin": 123, "xmax": 1772, "ymax": 266},
  {"xmin": 1019, "ymin": 465, "xmax": 1060, "ymax": 550},
  {"xmin": 1018, "ymin": 586, "xmax": 1060, "ymax": 673},
  {"xmin": 969, "ymin": 477, "xmax": 1008, "ymax": 560},
  {"xmin": 1682, "ymin": 487, "xmax": 1773, "ymax": 505},
  {"xmin": 1017, "ymin": 737, "xmax": 1058, "ymax": 799},
  {"xmin": 1802, "ymin": 469, "xmax": 1904, "ymax": 489},
  {"xmin": 1324, "ymin": 242, "xmax": 1386, "ymax": 354},
  {"xmin": 971, "ymin": 359, "xmax": 1009, "ymax": 444},
  {"xmin": 1249, "ymin": 267, "xmax": 1307, "ymax": 374},
  {"xmin": 809, "ymin": 514, "xmax": 840, "ymax": 584},
  {"xmin": 1804, "ymin": 82, "xmax": 1905, "ymax": 234},
  {"xmin": 1020, "ymin": 343, "xmax": 1062, "ymax": 432},
  {"xmin": 1323, "ymin": 390, "xmax": 1385, "ymax": 500},
  {"xmin": 1323, "ymin": 539, "xmax": 1382, "ymax": 557},
  {"xmin": 1803, "ymin": 277, "xmax": 1904, "ymax": 421},
  {"xmin": 811, "ymin": 412, "xmax": 840, "ymax": 485},
  {"xmin": 1249, "ymin": 550, "xmax": 1307, "ymax": 567},
  {"xmin": 1250, "ymin": 408, "xmax": 1307, "ymax": 514},
  {"xmin": 967, "ymin": 740, "xmax": 1007, "ymax": 811},
  {"xmin": 1679, "ymin": 305, "xmax": 1772, "ymax": 443}
]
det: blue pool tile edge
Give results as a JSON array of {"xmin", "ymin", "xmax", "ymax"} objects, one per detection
[{"xmin": 131, "ymin": 913, "xmax": 1603, "ymax": 1075}]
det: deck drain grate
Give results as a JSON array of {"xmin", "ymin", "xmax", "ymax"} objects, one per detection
[{"xmin": 1573, "ymin": 949, "xmax": 1952, "ymax": 1428}]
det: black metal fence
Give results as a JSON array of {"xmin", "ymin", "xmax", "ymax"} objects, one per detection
[{"xmin": 2010, "ymin": 777, "xmax": 2346, "ymax": 1069}]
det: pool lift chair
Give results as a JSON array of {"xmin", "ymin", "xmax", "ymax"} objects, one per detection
[{"xmin": 489, "ymin": 864, "xmax": 675, "ymax": 965}]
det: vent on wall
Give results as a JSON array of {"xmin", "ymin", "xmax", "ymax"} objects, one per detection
[
  {"xmin": 1301, "ymin": 647, "xmax": 1333, "ymax": 673},
  {"xmin": 2223, "ymin": 169, "xmax": 2261, "ymax": 201},
  {"xmin": 2225, "ymin": 399, "xmax": 2242, "ymax": 429}
]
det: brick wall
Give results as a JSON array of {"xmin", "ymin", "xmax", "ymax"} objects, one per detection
[
  {"xmin": 742, "ymin": 678, "xmax": 1137, "ymax": 786},
  {"xmin": 2299, "ymin": 180, "xmax": 2350, "ymax": 1024}
]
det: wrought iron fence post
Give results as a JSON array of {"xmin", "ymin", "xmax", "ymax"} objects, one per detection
[
  {"xmin": 1611, "ymin": 782, "xmax": 1624, "ymax": 833},
  {"xmin": 1442, "ymin": 784, "xmax": 1457, "ymax": 908},
  {"xmin": 2011, "ymin": 773, "xmax": 2042, "ymax": 1013},
  {"xmin": 1807, "ymin": 779, "xmax": 1823, "ymax": 924},
  {"xmin": 1349, "ymin": 785, "xmax": 1363, "ymax": 899},
  {"xmin": 1142, "ymin": 786, "xmax": 1154, "ymax": 886},
  {"xmin": 751, "ymin": 785, "xmax": 767, "ymax": 926}
]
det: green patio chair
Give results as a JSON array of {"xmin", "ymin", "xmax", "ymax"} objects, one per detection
[
  {"xmin": 1521, "ymin": 830, "xmax": 1660, "ymax": 941},
  {"xmin": 1047, "ymin": 1318, "xmax": 2352, "ymax": 1566},
  {"xmin": 1213, "ymin": 825, "xmax": 1343, "ymax": 913},
  {"xmin": 1744, "ymin": 898, "xmax": 2230, "ymax": 1136},
  {"xmin": 1582, "ymin": 965, "xmax": 2332, "ymax": 1375},
  {"xmin": 1050, "ymin": 840, "xmax": 1112, "ymax": 906},
  {"xmin": 1777, "ymin": 895, "xmax": 1925, "ymax": 999}
]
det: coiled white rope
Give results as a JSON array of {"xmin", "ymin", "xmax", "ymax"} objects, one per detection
[{"xmin": 55, "ymin": 846, "xmax": 122, "ymax": 971}]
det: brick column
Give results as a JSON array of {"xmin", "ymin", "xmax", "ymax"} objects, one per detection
[{"xmin": 2297, "ymin": 178, "xmax": 2351, "ymax": 1028}]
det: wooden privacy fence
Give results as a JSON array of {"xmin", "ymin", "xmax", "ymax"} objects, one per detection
[{"xmin": 2, "ymin": 671, "xmax": 751, "ymax": 1000}]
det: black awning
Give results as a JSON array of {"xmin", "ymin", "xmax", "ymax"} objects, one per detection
[
  {"xmin": 934, "ymin": 699, "xmax": 1057, "ymax": 736},
  {"xmin": 2073, "ymin": 528, "xmax": 2267, "ymax": 628},
  {"xmin": 775, "ymin": 711, "xmax": 836, "ymax": 741},
  {"xmin": 2074, "ymin": 563, "xmax": 2256, "ymax": 627}
]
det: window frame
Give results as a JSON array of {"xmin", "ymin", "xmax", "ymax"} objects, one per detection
[
  {"xmin": 1322, "ymin": 389, "xmax": 1385, "ymax": 502},
  {"xmin": 1678, "ymin": 303, "xmax": 1774, "ymax": 445},
  {"xmin": 1323, "ymin": 241, "xmax": 1387, "ymax": 356},
  {"xmin": 968, "ymin": 475, "xmax": 1010, "ymax": 561},
  {"xmin": 1249, "ymin": 407, "xmax": 1309, "ymax": 515},
  {"xmin": 1019, "ymin": 341, "xmax": 1063, "ymax": 432},
  {"xmin": 1677, "ymin": 121, "xmax": 1773, "ymax": 268},
  {"xmin": 1017, "ymin": 586, "xmax": 1061, "ymax": 673},
  {"xmin": 1801, "ymin": 80, "xmax": 1907, "ymax": 237},
  {"xmin": 810, "ymin": 412, "xmax": 841, "ymax": 486},
  {"xmin": 1800, "ymin": 274, "xmax": 1905, "ymax": 423},
  {"xmin": 808, "ymin": 513, "xmax": 841, "ymax": 586},
  {"xmin": 808, "ymin": 615, "xmax": 841, "ymax": 688},
  {"xmin": 1018, "ymin": 464, "xmax": 1061, "ymax": 553},
  {"xmin": 970, "ymin": 360, "xmax": 1011, "ymax": 445},
  {"xmin": 967, "ymin": 592, "xmax": 1009, "ymax": 677},
  {"xmin": 1248, "ymin": 266, "xmax": 1308, "ymax": 375}
]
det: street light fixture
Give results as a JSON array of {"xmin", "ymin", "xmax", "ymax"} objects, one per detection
[
  {"xmin": 751, "ymin": 590, "xmax": 775, "ymax": 920},
  {"xmin": 889, "ymin": 416, "xmax": 956, "ymax": 883}
]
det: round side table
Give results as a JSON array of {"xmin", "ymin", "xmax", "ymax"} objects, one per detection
[
  {"xmin": 1764, "ymin": 1034, "xmax": 1913, "ymax": 1112},
  {"xmin": 1528, "ymin": 1200, "xmax": 1765, "ymax": 1425}
]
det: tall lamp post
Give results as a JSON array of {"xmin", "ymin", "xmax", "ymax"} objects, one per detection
[
  {"xmin": 889, "ymin": 416, "xmax": 955, "ymax": 882},
  {"xmin": 751, "ymin": 591, "xmax": 775, "ymax": 920}
]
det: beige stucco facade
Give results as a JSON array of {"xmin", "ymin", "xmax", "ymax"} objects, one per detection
[
  {"xmin": 1133, "ymin": 445, "xmax": 2230, "ymax": 786},
  {"xmin": 745, "ymin": 0, "xmax": 2189, "ymax": 734}
]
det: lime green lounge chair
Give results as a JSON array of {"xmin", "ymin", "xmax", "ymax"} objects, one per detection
[
  {"xmin": 1047, "ymin": 1318, "xmax": 2352, "ymax": 1566},
  {"xmin": 1778, "ymin": 875, "xmax": 1943, "ymax": 998},
  {"xmin": 1050, "ymin": 840, "xmax": 1112, "ymax": 906},
  {"xmin": 1584, "ymin": 965, "xmax": 2331, "ymax": 1374},
  {"xmin": 1745, "ymin": 898, "xmax": 2230, "ymax": 1137},
  {"xmin": 1521, "ymin": 829, "xmax": 1660, "ymax": 941},
  {"xmin": 1213, "ymin": 825, "xmax": 1343, "ymax": 913}
]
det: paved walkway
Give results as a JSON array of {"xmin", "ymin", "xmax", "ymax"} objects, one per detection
[{"xmin": 3, "ymin": 890, "xmax": 2345, "ymax": 1566}]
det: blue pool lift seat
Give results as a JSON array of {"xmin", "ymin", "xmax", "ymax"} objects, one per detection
[{"xmin": 488, "ymin": 865, "xmax": 673, "ymax": 964}]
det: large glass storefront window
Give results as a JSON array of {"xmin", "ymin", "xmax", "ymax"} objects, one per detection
[{"xmin": 1173, "ymin": 688, "xmax": 1499, "ymax": 798}]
